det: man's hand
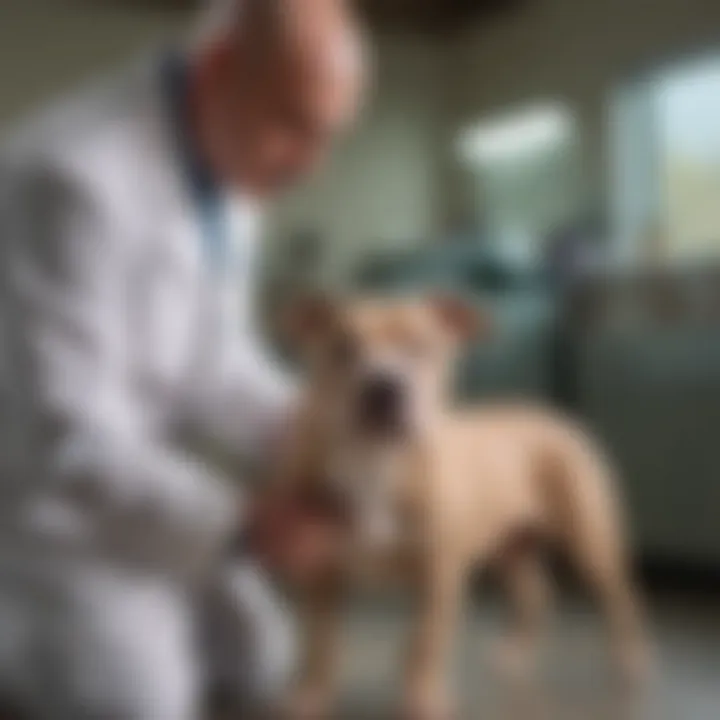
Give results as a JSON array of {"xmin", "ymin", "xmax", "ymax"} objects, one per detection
[{"xmin": 245, "ymin": 489, "xmax": 350, "ymax": 585}]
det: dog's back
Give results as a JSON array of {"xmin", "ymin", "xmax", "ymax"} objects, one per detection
[{"xmin": 436, "ymin": 404, "xmax": 627, "ymax": 557}]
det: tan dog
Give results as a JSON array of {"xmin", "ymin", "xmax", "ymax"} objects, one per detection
[{"xmin": 275, "ymin": 294, "xmax": 647, "ymax": 720}]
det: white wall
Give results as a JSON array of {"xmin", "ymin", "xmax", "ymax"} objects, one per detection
[
  {"xmin": 269, "ymin": 37, "xmax": 444, "ymax": 282},
  {"xmin": 0, "ymin": 0, "xmax": 185, "ymax": 125}
]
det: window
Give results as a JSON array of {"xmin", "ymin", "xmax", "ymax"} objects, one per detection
[{"xmin": 613, "ymin": 57, "xmax": 720, "ymax": 264}]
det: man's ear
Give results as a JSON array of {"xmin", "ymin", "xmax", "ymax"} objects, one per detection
[
  {"xmin": 429, "ymin": 294, "xmax": 492, "ymax": 342},
  {"xmin": 281, "ymin": 293, "xmax": 336, "ymax": 348}
]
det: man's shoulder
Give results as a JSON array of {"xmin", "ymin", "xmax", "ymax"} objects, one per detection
[{"xmin": 0, "ymin": 56, "xmax": 170, "ymax": 203}]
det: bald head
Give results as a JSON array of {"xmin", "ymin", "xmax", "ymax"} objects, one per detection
[
  {"xmin": 195, "ymin": 0, "xmax": 367, "ymax": 196},
  {"xmin": 239, "ymin": 0, "xmax": 364, "ymax": 68}
]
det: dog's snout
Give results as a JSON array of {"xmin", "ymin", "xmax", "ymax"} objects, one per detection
[
  {"xmin": 363, "ymin": 376, "xmax": 401, "ymax": 412},
  {"xmin": 358, "ymin": 375, "xmax": 405, "ymax": 432}
]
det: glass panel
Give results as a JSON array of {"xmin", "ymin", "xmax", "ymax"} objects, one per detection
[{"xmin": 658, "ymin": 59, "xmax": 720, "ymax": 261}]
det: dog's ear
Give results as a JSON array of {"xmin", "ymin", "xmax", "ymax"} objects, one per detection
[
  {"xmin": 429, "ymin": 294, "xmax": 491, "ymax": 342},
  {"xmin": 281, "ymin": 293, "xmax": 337, "ymax": 347}
]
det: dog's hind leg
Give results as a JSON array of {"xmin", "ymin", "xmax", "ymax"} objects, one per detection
[
  {"xmin": 570, "ymin": 529, "xmax": 648, "ymax": 685},
  {"xmin": 555, "ymin": 445, "xmax": 649, "ymax": 685}
]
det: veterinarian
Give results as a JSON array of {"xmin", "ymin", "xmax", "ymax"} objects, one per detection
[{"xmin": 0, "ymin": 0, "xmax": 365, "ymax": 717}]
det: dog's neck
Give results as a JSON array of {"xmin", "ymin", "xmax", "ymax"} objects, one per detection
[
  {"xmin": 299, "ymin": 397, "xmax": 412, "ymax": 546},
  {"xmin": 287, "ymin": 394, "xmax": 442, "ymax": 561},
  {"xmin": 327, "ymin": 439, "xmax": 403, "ymax": 495}
]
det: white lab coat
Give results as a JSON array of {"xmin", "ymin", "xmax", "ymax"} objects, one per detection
[{"xmin": 0, "ymin": 56, "xmax": 295, "ymax": 718}]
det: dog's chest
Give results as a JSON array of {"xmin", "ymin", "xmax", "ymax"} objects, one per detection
[{"xmin": 328, "ymin": 452, "xmax": 405, "ymax": 554}]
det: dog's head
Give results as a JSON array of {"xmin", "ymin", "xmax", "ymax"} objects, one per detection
[{"xmin": 284, "ymin": 294, "xmax": 491, "ymax": 446}]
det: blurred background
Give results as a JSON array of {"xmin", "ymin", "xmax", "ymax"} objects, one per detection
[{"xmin": 2, "ymin": 0, "xmax": 720, "ymax": 716}]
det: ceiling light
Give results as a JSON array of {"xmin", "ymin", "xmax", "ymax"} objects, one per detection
[{"xmin": 458, "ymin": 104, "xmax": 573, "ymax": 165}]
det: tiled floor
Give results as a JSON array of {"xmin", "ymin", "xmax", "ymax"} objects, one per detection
[{"xmin": 330, "ymin": 595, "xmax": 720, "ymax": 719}]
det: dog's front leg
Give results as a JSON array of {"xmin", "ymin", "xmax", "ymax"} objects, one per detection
[
  {"xmin": 402, "ymin": 551, "xmax": 466, "ymax": 720},
  {"xmin": 284, "ymin": 577, "xmax": 345, "ymax": 719}
]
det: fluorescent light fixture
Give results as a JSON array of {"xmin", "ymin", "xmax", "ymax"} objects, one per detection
[{"xmin": 458, "ymin": 104, "xmax": 573, "ymax": 165}]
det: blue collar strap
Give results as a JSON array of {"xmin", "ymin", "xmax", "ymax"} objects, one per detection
[{"xmin": 163, "ymin": 50, "xmax": 227, "ymax": 273}]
